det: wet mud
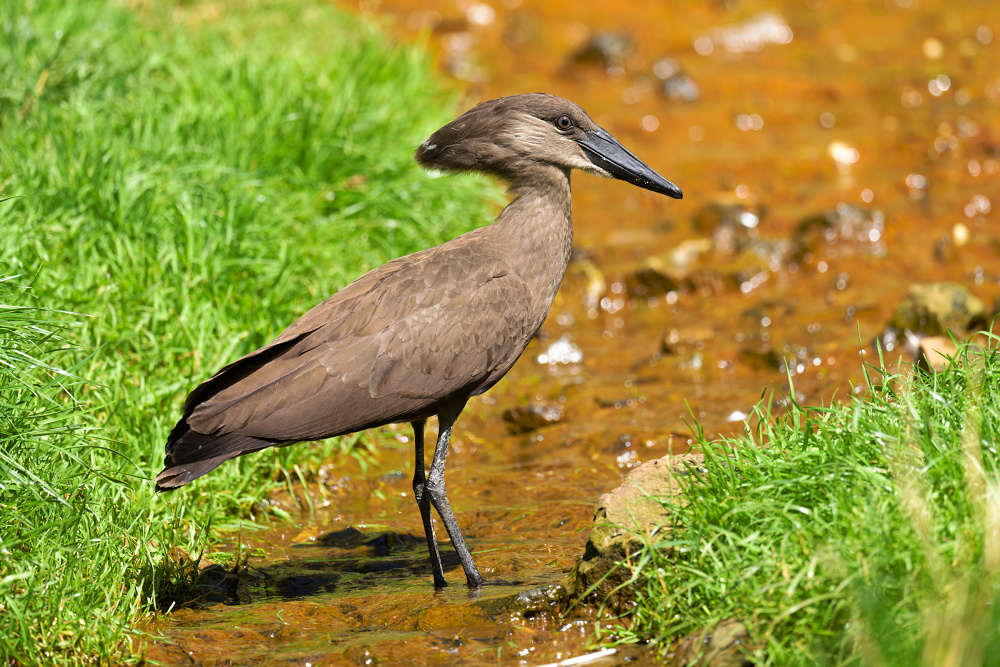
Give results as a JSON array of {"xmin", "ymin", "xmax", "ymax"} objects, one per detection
[
  {"xmin": 147, "ymin": 0, "xmax": 1000, "ymax": 664},
  {"xmin": 145, "ymin": 434, "xmax": 655, "ymax": 665}
]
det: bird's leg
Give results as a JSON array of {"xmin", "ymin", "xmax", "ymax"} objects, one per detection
[
  {"xmin": 426, "ymin": 402, "xmax": 485, "ymax": 588},
  {"xmin": 411, "ymin": 419, "xmax": 448, "ymax": 588}
]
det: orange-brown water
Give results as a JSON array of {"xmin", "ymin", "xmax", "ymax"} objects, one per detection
[{"xmin": 145, "ymin": 1, "xmax": 1000, "ymax": 664}]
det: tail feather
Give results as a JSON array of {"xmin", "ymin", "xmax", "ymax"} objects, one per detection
[{"xmin": 155, "ymin": 420, "xmax": 275, "ymax": 491}]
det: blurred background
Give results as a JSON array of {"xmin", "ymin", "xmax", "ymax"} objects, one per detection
[{"xmin": 356, "ymin": 0, "xmax": 1000, "ymax": 440}]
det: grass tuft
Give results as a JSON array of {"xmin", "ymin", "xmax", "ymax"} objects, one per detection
[
  {"xmin": 618, "ymin": 337, "xmax": 1000, "ymax": 665},
  {"xmin": 1, "ymin": 0, "xmax": 500, "ymax": 662},
  {"xmin": 0, "ymin": 281, "xmax": 146, "ymax": 664}
]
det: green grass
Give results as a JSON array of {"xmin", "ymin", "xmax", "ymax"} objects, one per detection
[
  {"xmin": 616, "ymin": 337, "xmax": 1000, "ymax": 665},
  {"xmin": 0, "ymin": 283, "xmax": 147, "ymax": 664},
  {"xmin": 0, "ymin": 0, "xmax": 500, "ymax": 663}
]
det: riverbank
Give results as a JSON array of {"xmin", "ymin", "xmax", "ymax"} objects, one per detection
[{"xmin": 0, "ymin": 1, "xmax": 498, "ymax": 662}]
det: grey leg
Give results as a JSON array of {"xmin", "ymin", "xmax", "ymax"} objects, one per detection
[
  {"xmin": 411, "ymin": 419, "xmax": 448, "ymax": 588},
  {"xmin": 426, "ymin": 401, "xmax": 485, "ymax": 588}
]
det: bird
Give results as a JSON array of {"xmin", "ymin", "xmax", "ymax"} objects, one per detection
[{"xmin": 155, "ymin": 93, "xmax": 682, "ymax": 588}]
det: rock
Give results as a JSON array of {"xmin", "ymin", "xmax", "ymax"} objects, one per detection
[
  {"xmin": 626, "ymin": 239, "xmax": 711, "ymax": 298},
  {"xmin": 888, "ymin": 282, "xmax": 987, "ymax": 336},
  {"xmin": 667, "ymin": 238, "xmax": 715, "ymax": 270},
  {"xmin": 414, "ymin": 584, "xmax": 570, "ymax": 630},
  {"xmin": 791, "ymin": 203, "xmax": 884, "ymax": 261},
  {"xmin": 934, "ymin": 232, "xmax": 960, "ymax": 265},
  {"xmin": 627, "ymin": 265, "xmax": 685, "ymax": 297},
  {"xmin": 291, "ymin": 525, "xmax": 323, "ymax": 543},
  {"xmin": 670, "ymin": 619, "xmax": 754, "ymax": 666},
  {"xmin": 915, "ymin": 335, "xmax": 958, "ymax": 373},
  {"xmin": 502, "ymin": 400, "xmax": 566, "ymax": 433},
  {"xmin": 156, "ymin": 547, "xmax": 263, "ymax": 609},
  {"xmin": 573, "ymin": 454, "xmax": 703, "ymax": 607},
  {"xmin": 626, "ymin": 239, "xmax": 712, "ymax": 297},
  {"xmin": 653, "ymin": 57, "xmax": 700, "ymax": 102},
  {"xmin": 691, "ymin": 202, "xmax": 761, "ymax": 250},
  {"xmin": 570, "ymin": 31, "xmax": 634, "ymax": 73},
  {"xmin": 188, "ymin": 563, "xmax": 256, "ymax": 606},
  {"xmin": 572, "ymin": 257, "xmax": 607, "ymax": 314},
  {"xmin": 492, "ymin": 584, "xmax": 569, "ymax": 623},
  {"xmin": 737, "ymin": 347, "xmax": 783, "ymax": 372},
  {"xmin": 319, "ymin": 526, "xmax": 367, "ymax": 547},
  {"xmin": 273, "ymin": 572, "xmax": 340, "ymax": 598},
  {"xmin": 699, "ymin": 248, "xmax": 772, "ymax": 293},
  {"xmin": 364, "ymin": 531, "xmax": 410, "ymax": 557},
  {"xmin": 343, "ymin": 645, "xmax": 378, "ymax": 665}
]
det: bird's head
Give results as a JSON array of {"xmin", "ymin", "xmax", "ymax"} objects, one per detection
[{"xmin": 415, "ymin": 93, "xmax": 682, "ymax": 199}]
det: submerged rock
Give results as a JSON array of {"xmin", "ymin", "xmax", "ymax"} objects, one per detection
[
  {"xmin": 414, "ymin": 583, "xmax": 570, "ymax": 630},
  {"xmin": 669, "ymin": 619, "xmax": 754, "ymax": 666},
  {"xmin": 888, "ymin": 283, "xmax": 987, "ymax": 336},
  {"xmin": 691, "ymin": 202, "xmax": 761, "ymax": 253},
  {"xmin": 502, "ymin": 400, "xmax": 566, "ymax": 433},
  {"xmin": 319, "ymin": 526, "xmax": 368, "ymax": 548},
  {"xmin": 653, "ymin": 57, "xmax": 700, "ymax": 102},
  {"xmin": 157, "ymin": 548, "xmax": 263, "ymax": 609},
  {"xmin": 572, "ymin": 453, "xmax": 703, "ymax": 607},
  {"xmin": 570, "ymin": 31, "xmax": 634, "ymax": 74},
  {"xmin": 486, "ymin": 583, "xmax": 570, "ymax": 623},
  {"xmin": 791, "ymin": 203, "xmax": 885, "ymax": 261},
  {"xmin": 626, "ymin": 200, "xmax": 785, "ymax": 299},
  {"xmin": 623, "ymin": 239, "xmax": 710, "ymax": 297},
  {"xmin": 627, "ymin": 263, "xmax": 687, "ymax": 297},
  {"xmin": 737, "ymin": 347, "xmax": 783, "ymax": 372},
  {"xmin": 690, "ymin": 248, "xmax": 773, "ymax": 293},
  {"xmin": 914, "ymin": 335, "xmax": 959, "ymax": 373}
]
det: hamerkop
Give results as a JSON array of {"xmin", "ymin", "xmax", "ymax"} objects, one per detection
[{"xmin": 156, "ymin": 93, "xmax": 682, "ymax": 588}]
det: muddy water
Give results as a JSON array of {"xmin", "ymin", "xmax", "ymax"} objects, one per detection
[{"xmin": 146, "ymin": 1, "xmax": 1000, "ymax": 664}]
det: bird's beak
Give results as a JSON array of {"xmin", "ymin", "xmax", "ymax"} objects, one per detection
[{"xmin": 575, "ymin": 128, "xmax": 683, "ymax": 199}]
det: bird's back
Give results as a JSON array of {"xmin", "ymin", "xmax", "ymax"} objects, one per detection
[{"xmin": 157, "ymin": 227, "xmax": 539, "ymax": 488}]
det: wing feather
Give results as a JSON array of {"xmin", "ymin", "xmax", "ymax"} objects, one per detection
[{"xmin": 181, "ymin": 237, "xmax": 536, "ymax": 443}]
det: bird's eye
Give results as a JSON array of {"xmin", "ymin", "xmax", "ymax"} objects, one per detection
[{"xmin": 555, "ymin": 115, "xmax": 573, "ymax": 130}]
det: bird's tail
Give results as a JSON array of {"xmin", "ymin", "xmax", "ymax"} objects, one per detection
[{"xmin": 155, "ymin": 421, "xmax": 275, "ymax": 491}]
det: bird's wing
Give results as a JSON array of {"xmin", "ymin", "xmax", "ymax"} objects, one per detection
[{"xmin": 182, "ymin": 240, "xmax": 536, "ymax": 441}]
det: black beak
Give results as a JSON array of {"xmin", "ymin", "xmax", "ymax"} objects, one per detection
[{"xmin": 575, "ymin": 128, "xmax": 683, "ymax": 199}]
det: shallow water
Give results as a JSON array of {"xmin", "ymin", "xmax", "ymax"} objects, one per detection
[{"xmin": 147, "ymin": 1, "xmax": 1000, "ymax": 664}]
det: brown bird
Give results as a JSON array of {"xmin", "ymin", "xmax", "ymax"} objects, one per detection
[{"xmin": 156, "ymin": 93, "xmax": 681, "ymax": 588}]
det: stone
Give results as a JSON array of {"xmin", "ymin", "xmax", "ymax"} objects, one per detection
[
  {"xmin": 888, "ymin": 282, "xmax": 987, "ymax": 336},
  {"xmin": 691, "ymin": 202, "xmax": 761, "ymax": 242},
  {"xmin": 791, "ymin": 203, "xmax": 884, "ymax": 261},
  {"xmin": 319, "ymin": 526, "xmax": 367, "ymax": 547},
  {"xmin": 915, "ymin": 335, "xmax": 958, "ymax": 373},
  {"xmin": 737, "ymin": 347, "xmax": 783, "ymax": 372},
  {"xmin": 670, "ymin": 619, "xmax": 754, "ymax": 666},
  {"xmin": 502, "ymin": 400, "xmax": 566, "ymax": 433},
  {"xmin": 570, "ymin": 31, "xmax": 634, "ymax": 73},
  {"xmin": 573, "ymin": 453, "xmax": 703, "ymax": 607},
  {"xmin": 654, "ymin": 58, "xmax": 701, "ymax": 102},
  {"xmin": 627, "ymin": 264, "xmax": 685, "ymax": 297}
]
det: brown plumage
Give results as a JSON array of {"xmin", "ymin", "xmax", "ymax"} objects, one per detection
[{"xmin": 156, "ymin": 93, "xmax": 681, "ymax": 588}]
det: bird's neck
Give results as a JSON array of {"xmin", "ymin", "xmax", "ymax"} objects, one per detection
[{"xmin": 493, "ymin": 168, "xmax": 574, "ymax": 308}]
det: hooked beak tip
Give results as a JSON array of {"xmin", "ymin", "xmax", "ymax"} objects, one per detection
[
  {"xmin": 577, "ymin": 128, "xmax": 682, "ymax": 200},
  {"xmin": 661, "ymin": 183, "xmax": 683, "ymax": 200}
]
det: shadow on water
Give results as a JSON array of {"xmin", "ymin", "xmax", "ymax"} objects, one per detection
[{"xmin": 146, "ymin": 479, "xmax": 640, "ymax": 665}]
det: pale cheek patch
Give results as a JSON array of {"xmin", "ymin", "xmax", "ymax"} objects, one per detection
[
  {"xmin": 509, "ymin": 117, "xmax": 552, "ymax": 152},
  {"xmin": 511, "ymin": 114, "xmax": 601, "ymax": 174},
  {"xmin": 581, "ymin": 164, "xmax": 613, "ymax": 179}
]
